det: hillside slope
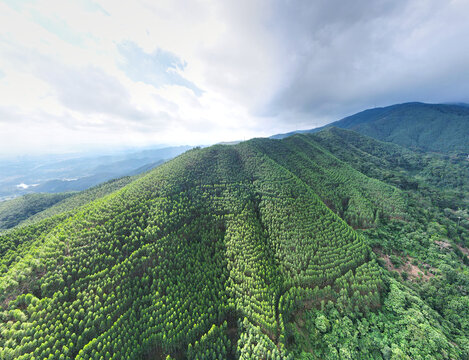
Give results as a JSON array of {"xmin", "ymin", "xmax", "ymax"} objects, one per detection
[
  {"xmin": 312, "ymin": 127, "xmax": 469, "ymax": 194},
  {"xmin": 273, "ymin": 102, "xmax": 469, "ymax": 153},
  {"xmin": 0, "ymin": 193, "xmax": 73, "ymax": 230},
  {"xmin": 0, "ymin": 133, "xmax": 467, "ymax": 359},
  {"xmin": 0, "ymin": 177, "xmax": 140, "ymax": 232}
]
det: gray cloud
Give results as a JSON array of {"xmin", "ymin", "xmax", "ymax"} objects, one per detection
[
  {"xmin": 0, "ymin": 106, "xmax": 82, "ymax": 133},
  {"xmin": 41, "ymin": 64, "xmax": 177, "ymax": 131},
  {"xmin": 258, "ymin": 0, "xmax": 469, "ymax": 123},
  {"xmin": 0, "ymin": 35, "xmax": 176, "ymax": 128},
  {"xmin": 0, "ymin": 106, "xmax": 29, "ymax": 124}
]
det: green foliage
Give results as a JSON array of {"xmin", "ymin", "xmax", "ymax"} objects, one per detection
[
  {"xmin": 187, "ymin": 322, "xmax": 233, "ymax": 359},
  {"xmin": 19, "ymin": 176, "xmax": 137, "ymax": 227},
  {"xmin": 252, "ymin": 134, "xmax": 407, "ymax": 229},
  {"xmin": 312, "ymin": 127, "xmax": 469, "ymax": 194},
  {"xmin": 0, "ymin": 128, "xmax": 467, "ymax": 359},
  {"xmin": 321, "ymin": 102, "xmax": 469, "ymax": 153},
  {"xmin": 288, "ymin": 280, "xmax": 461, "ymax": 359},
  {"xmin": 0, "ymin": 193, "xmax": 72, "ymax": 230}
]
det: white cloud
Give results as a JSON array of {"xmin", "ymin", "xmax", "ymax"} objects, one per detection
[{"xmin": 1, "ymin": 0, "xmax": 469, "ymax": 155}]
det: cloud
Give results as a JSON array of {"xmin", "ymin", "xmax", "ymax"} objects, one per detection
[
  {"xmin": 1, "ymin": 0, "xmax": 469, "ymax": 155},
  {"xmin": 29, "ymin": 9, "xmax": 87, "ymax": 45},
  {"xmin": 118, "ymin": 41, "xmax": 202, "ymax": 96},
  {"xmin": 261, "ymin": 0, "xmax": 469, "ymax": 120},
  {"xmin": 0, "ymin": 41, "xmax": 160, "ymax": 126},
  {"xmin": 38, "ymin": 63, "xmax": 151, "ymax": 121},
  {"xmin": 0, "ymin": 106, "xmax": 29, "ymax": 124},
  {"xmin": 1, "ymin": 0, "xmax": 36, "ymax": 12}
]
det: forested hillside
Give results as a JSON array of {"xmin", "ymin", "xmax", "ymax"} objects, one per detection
[
  {"xmin": 273, "ymin": 102, "xmax": 469, "ymax": 154},
  {"xmin": 0, "ymin": 177, "xmax": 137, "ymax": 232},
  {"xmin": 312, "ymin": 127, "xmax": 469, "ymax": 194},
  {"xmin": 0, "ymin": 131, "xmax": 467, "ymax": 359},
  {"xmin": 0, "ymin": 193, "xmax": 73, "ymax": 231}
]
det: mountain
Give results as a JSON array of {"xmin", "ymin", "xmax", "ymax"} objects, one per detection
[
  {"xmin": 273, "ymin": 102, "xmax": 469, "ymax": 153},
  {"xmin": 0, "ymin": 145, "xmax": 192, "ymax": 201},
  {"xmin": 0, "ymin": 131, "xmax": 468, "ymax": 359}
]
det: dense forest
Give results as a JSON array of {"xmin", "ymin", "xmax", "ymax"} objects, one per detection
[{"xmin": 0, "ymin": 128, "xmax": 468, "ymax": 359}]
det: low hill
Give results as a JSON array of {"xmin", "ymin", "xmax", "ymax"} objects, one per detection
[
  {"xmin": 0, "ymin": 175, "xmax": 145, "ymax": 232},
  {"xmin": 311, "ymin": 127, "xmax": 469, "ymax": 194}
]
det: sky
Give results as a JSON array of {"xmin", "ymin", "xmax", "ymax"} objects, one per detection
[{"xmin": 1, "ymin": 0, "xmax": 469, "ymax": 155}]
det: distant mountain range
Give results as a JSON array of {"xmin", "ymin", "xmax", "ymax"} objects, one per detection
[
  {"xmin": 3, "ymin": 101, "xmax": 468, "ymax": 202},
  {"xmin": 272, "ymin": 102, "xmax": 469, "ymax": 153},
  {"xmin": 0, "ymin": 145, "xmax": 192, "ymax": 201}
]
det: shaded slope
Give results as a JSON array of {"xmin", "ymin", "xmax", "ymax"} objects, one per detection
[
  {"xmin": 273, "ymin": 102, "xmax": 469, "ymax": 153},
  {"xmin": 325, "ymin": 102, "xmax": 469, "ymax": 153},
  {"xmin": 0, "ymin": 193, "xmax": 73, "ymax": 230},
  {"xmin": 310, "ymin": 128, "xmax": 469, "ymax": 212}
]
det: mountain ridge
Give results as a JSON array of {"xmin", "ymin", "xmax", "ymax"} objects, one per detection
[
  {"xmin": 0, "ymin": 128, "xmax": 467, "ymax": 359},
  {"xmin": 272, "ymin": 102, "xmax": 469, "ymax": 153}
]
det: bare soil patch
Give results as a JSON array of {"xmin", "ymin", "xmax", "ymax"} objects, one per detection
[{"xmin": 380, "ymin": 253, "xmax": 435, "ymax": 281}]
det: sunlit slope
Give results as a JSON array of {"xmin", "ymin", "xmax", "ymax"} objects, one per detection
[
  {"xmin": 19, "ymin": 176, "xmax": 138, "ymax": 228},
  {"xmin": 0, "ymin": 140, "xmax": 384, "ymax": 359},
  {"xmin": 0, "ymin": 177, "xmax": 138, "ymax": 276},
  {"xmin": 251, "ymin": 134, "xmax": 406, "ymax": 228},
  {"xmin": 0, "ymin": 176, "xmax": 137, "ymax": 233}
]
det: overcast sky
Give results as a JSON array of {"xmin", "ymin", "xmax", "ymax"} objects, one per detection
[{"xmin": 1, "ymin": 0, "xmax": 469, "ymax": 155}]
